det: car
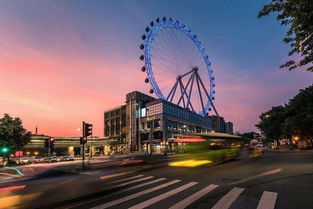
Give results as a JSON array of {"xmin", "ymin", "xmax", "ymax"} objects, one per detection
[
  {"xmin": 61, "ymin": 156, "xmax": 74, "ymax": 161},
  {"xmin": 33, "ymin": 156, "xmax": 45, "ymax": 163},
  {"xmin": 49, "ymin": 156, "xmax": 59, "ymax": 162},
  {"xmin": 19, "ymin": 157, "xmax": 31, "ymax": 164}
]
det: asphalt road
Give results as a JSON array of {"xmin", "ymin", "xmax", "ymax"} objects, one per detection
[{"xmin": 1, "ymin": 150, "xmax": 313, "ymax": 209}]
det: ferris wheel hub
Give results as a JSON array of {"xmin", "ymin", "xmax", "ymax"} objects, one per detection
[{"xmin": 192, "ymin": 66, "xmax": 199, "ymax": 72}]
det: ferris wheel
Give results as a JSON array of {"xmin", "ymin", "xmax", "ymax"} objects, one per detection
[{"xmin": 139, "ymin": 17, "xmax": 218, "ymax": 116}]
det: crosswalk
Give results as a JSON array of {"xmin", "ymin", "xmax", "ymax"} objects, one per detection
[{"xmin": 70, "ymin": 174, "xmax": 278, "ymax": 209}]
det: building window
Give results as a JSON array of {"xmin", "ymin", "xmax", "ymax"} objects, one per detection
[
  {"xmin": 111, "ymin": 119, "xmax": 115, "ymax": 135},
  {"xmin": 105, "ymin": 120, "xmax": 110, "ymax": 136},
  {"xmin": 116, "ymin": 118, "xmax": 120, "ymax": 134},
  {"xmin": 147, "ymin": 121, "xmax": 153, "ymax": 129},
  {"xmin": 154, "ymin": 119, "xmax": 161, "ymax": 129}
]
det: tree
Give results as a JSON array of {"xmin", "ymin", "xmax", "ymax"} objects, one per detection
[
  {"xmin": 258, "ymin": 0, "xmax": 313, "ymax": 72},
  {"xmin": 283, "ymin": 85, "xmax": 313, "ymax": 143},
  {"xmin": 0, "ymin": 114, "xmax": 31, "ymax": 152},
  {"xmin": 256, "ymin": 85, "xmax": 313, "ymax": 145},
  {"xmin": 239, "ymin": 132, "xmax": 258, "ymax": 144},
  {"xmin": 256, "ymin": 106, "xmax": 287, "ymax": 143}
]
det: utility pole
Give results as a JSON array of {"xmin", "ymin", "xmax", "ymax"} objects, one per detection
[
  {"xmin": 82, "ymin": 138, "xmax": 85, "ymax": 167},
  {"xmin": 90, "ymin": 134, "xmax": 93, "ymax": 158},
  {"xmin": 149, "ymin": 123, "xmax": 153, "ymax": 155}
]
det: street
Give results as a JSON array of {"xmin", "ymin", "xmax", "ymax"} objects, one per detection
[{"xmin": 1, "ymin": 150, "xmax": 313, "ymax": 209}]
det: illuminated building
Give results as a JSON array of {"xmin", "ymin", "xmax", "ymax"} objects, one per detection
[{"xmin": 104, "ymin": 91, "xmax": 234, "ymax": 153}]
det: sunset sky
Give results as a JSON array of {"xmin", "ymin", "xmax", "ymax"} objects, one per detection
[{"xmin": 0, "ymin": 0, "xmax": 312, "ymax": 137}]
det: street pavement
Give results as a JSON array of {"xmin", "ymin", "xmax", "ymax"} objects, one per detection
[{"xmin": 1, "ymin": 150, "xmax": 313, "ymax": 209}]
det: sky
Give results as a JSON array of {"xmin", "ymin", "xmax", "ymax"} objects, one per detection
[{"xmin": 0, "ymin": 0, "xmax": 312, "ymax": 137}]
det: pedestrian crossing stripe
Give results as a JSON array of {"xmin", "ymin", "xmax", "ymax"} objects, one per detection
[
  {"xmin": 129, "ymin": 181, "xmax": 198, "ymax": 209},
  {"xmin": 90, "ymin": 179, "xmax": 181, "ymax": 209},
  {"xmin": 169, "ymin": 184, "xmax": 219, "ymax": 209},
  {"xmin": 73, "ymin": 174, "xmax": 278, "ymax": 209},
  {"xmin": 211, "ymin": 187, "xmax": 245, "ymax": 209},
  {"xmin": 257, "ymin": 191, "xmax": 278, "ymax": 209}
]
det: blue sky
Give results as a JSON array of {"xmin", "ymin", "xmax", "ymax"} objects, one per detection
[{"xmin": 0, "ymin": 0, "xmax": 312, "ymax": 136}]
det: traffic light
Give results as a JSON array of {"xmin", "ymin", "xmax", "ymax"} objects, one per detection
[
  {"xmin": 49, "ymin": 137, "xmax": 55, "ymax": 150},
  {"xmin": 83, "ymin": 121, "xmax": 93, "ymax": 137},
  {"xmin": 44, "ymin": 137, "xmax": 55, "ymax": 148},
  {"xmin": 80, "ymin": 137, "xmax": 87, "ymax": 144},
  {"xmin": 0, "ymin": 147, "xmax": 10, "ymax": 154}
]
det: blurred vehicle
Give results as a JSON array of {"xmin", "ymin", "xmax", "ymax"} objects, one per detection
[
  {"xmin": 29, "ymin": 156, "xmax": 36, "ymax": 164},
  {"xmin": 256, "ymin": 143, "xmax": 264, "ymax": 153},
  {"xmin": 49, "ymin": 156, "xmax": 59, "ymax": 162},
  {"xmin": 33, "ymin": 156, "xmax": 45, "ymax": 163},
  {"xmin": 20, "ymin": 157, "xmax": 31, "ymax": 164},
  {"xmin": 42, "ymin": 157, "xmax": 51, "ymax": 163},
  {"xmin": 7, "ymin": 158, "xmax": 20, "ymax": 165},
  {"xmin": 60, "ymin": 156, "xmax": 74, "ymax": 161},
  {"xmin": 298, "ymin": 141, "xmax": 308, "ymax": 150}
]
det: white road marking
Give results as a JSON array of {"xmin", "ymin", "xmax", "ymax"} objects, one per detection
[
  {"xmin": 211, "ymin": 187, "xmax": 245, "ymax": 209},
  {"xmin": 256, "ymin": 191, "xmax": 278, "ymax": 209},
  {"xmin": 129, "ymin": 181, "xmax": 198, "ymax": 209},
  {"xmin": 231, "ymin": 168, "xmax": 283, "ymax": 185},
  {"xmin": 169, "ymin": 184, "xmax": 219, "ymax": 209},
  {"xmin": 115, "ymin": 176, "xmax": 154, "ymax": 187},
  {"xmin": 99, "ymin": 172, "xmax": 129, "ymax": 180},
  {"xmin": 90, "ymin": 179, "xmax": 181, "ymax": 209},
  {"xmin": 112, "ymin": 177, "xmax": 166, "ymax": 195},
  {"xmin": 110, "ymin": 174, "xmax": 144, "ymax": 183},
  {"xmin": 65, "ymin": 178, "xmax": 166, "ymax": 209}
]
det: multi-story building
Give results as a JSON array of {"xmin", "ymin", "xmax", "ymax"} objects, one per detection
[
  {"xmin": 125, "ymin": 91, "xmax": 155, "ymax": 152},
  {"xmin": 225, "ymin": 122, "xmax": 234, "ymax": 134},
  {"xmin": 211, "ymin": 115, "xmax": 225, "ymax": 132},
  {"xmin": 104, "ymin": 105, "xmax": 127, "ymax": 152},
  {"xmin": 140, "ymin": 99, "xmax": 213, "ymax": 153},
  {"xmin": 104, "ymin": 91, "xmax": 155, "ymax": 152},
  {"xmin": 104, "ymin": 91, "xmax": 235, "ymax": 153}
]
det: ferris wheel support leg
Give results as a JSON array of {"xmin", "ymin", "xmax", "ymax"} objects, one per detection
[
  {"xmin": 167, "ymin": 80, "xmax": 178, "ymax": 101},
  {"xmin": 195, "ymin": 72, "xmax": 219, "ymax": 116},
  {"xmin": 170, "ymin": 81, "xmax": 178, "ymax": 103},
  {"xmin": 177, "ymin": 75, "xmax": 196, "ymax": 112},
  {"xmin": 179, "ymin": 81, "xmax": 186, "ymax": 108},
  {"xmin": 177, "ymin": 74, "xmax": 193, "ymax": 107},
  {"xmin": 187, "ymin": 73, "xmax": 195, "ymax": 109},
  {"xmin": 195, "ymin": 73, "xmax": 206, "ymax": 115},
  {"xmin": 180, "ymin": 69, "xmax": 194, "ymax": 78}
]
